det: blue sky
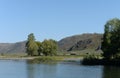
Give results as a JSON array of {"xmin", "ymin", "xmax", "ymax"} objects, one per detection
[{"xmin": 0, "ymin": 0, "xmax": 120, "ymax": 42}]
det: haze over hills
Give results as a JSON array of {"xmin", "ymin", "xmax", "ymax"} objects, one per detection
[
  {"xmin": 0, "ymin": 41, "xmax": 26, "ymax": 54},
  {"xmin": 0, "ymin": 33, "xmax": 103, "ymax": 54}
]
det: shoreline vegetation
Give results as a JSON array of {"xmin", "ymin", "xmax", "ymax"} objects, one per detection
[
  {"xmin": 0, "ymin": 55, "xmax": 83, "ymax": 62},
  {"xmin": 81, "ymin": 54, "xmax": 120, "ymax": 66},
  {"xmin": 82, "ymin": 18, "xmax": 120, "ymax": 66}
]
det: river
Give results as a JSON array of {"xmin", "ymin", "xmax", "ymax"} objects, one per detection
[{"xmin": 0, "ymin": 60, "xmax": 120, "ymax": 78}]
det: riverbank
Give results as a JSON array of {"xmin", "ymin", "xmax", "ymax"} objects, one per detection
[
  {"xmin": 0, "ymin": 56, "xmax": 35, "ymax": 60},
  {"xmin": 0, "ymin": 55, "xmax": 83, "ymax": 61}
]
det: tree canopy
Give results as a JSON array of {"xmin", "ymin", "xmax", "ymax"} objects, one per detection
[
  {"xmin": 26, "ymin": 33, "xmax": 57, "ymax": 56},
  {"xmin": 26, "ymin": 33, "xmax": 38, "ymax": 56},
  {"xmin": 42, "ymin": 39, "xmax": 57, "ymax": 56},
  {"xmin": 101, "ymin": 18, "xmax": 120, "ymax": 59},
  {"xmin": 36, "ymin": 41, "xmax": 43, "ymax": 56}
]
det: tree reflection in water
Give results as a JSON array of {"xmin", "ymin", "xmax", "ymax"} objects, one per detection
[
  {"xmin": 26, "ymin": 60, "xmax": 57, "ymax": 78},
  {"xmin": 102, "ymin": 66, "xmax": 120, "ymax": 78}
]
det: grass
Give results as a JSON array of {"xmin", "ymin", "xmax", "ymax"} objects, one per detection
[
  {"xmin": 23, "ymin": 55, "xmax": 83, "ymax": 64},
  {"xmin": 0, "ymin": 53, "xmax": 83, "ymax": 62},
  {"xmin": 0, "ymin": 49, "xmax": 102, "ymax": 62}
]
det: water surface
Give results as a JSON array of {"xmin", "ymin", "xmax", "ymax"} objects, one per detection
[{"xmin": 0, "ymin": 60, "xmax": 120, "ymax": 78}]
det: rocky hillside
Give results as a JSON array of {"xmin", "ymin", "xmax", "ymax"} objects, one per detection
[{"xmin": 58, "ymin": 33, "xmax": 103, "ymax": 51}]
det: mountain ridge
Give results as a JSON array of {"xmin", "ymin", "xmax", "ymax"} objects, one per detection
[{"xmin": 58, "ymin": 33, "xmax": 103, "ymax": 51}]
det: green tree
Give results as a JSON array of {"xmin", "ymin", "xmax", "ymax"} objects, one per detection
[
  {"xmin": 42, "ymin": 39, "xmax": 57, "ymax": 56},
  {"xmin": 26, "ymin": 33, "xmax": 38, "ymax": 56},
  {"xmin": 101, "ymin": 18, "xmax": 120, "ymax": 59},
  {"xmin": 36, "ymin": 41, "xmax": 43, "ymax": 56}
]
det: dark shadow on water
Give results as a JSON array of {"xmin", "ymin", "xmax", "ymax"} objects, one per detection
[
  {"xmin": 102, "ymin": 66, "xmax": 120, "ymax": 78},
  {"xmin": 80, "ymin": 60, "xmax": 120, "ymax": 78}
]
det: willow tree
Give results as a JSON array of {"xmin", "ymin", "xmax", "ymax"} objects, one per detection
[
  {"xmin": 26, "ymin": 33, "xmax": 38, "ymax": 56},
  {"xmin": 101, "ymin": 18, "xmax": 120, "ymax": 59}
]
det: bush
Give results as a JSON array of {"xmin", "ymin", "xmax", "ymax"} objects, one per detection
[{"xmin": 82, "ymin": 54, "xmax": 99, "ymax": 65}]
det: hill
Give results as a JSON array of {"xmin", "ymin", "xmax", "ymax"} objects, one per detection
[
  {"xmin": 58, "ymin": 33, "xmax": 103, "ymax": 52},
  {"xmin": 0, "ymin": 33, "xmax": 103, "ymax": 54},
  {"xmin": 0, "ymin": 41, "xmax": 26, "ymax": 54}
]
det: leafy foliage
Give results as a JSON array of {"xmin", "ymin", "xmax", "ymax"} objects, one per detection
[
  {"xmin": 26, "ymin": 33, "xmax": 57, "ymax": 56},
  {"xmin": 26, "ymin": 33, "xmax": 38, "ymax": 56},
  {"xmin": 42, "ymin": 39, "xmax": 57, "ymax": 56},
  {"xmin": 102, "ymin": 18, "xmax": 120, "ymax": 59},
  {"xmin": 36, "ymin": 41, "xmax": 43, "ymax": 56}
]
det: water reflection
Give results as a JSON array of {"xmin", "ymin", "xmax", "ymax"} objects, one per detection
[
  {"xmin": 26, "ymin": 63, "xmax": 35, "ymax": 78},
  {"xmin": 102, "ymin": 66, "xmax": 120, "ymax": 78},
  {"xmin": 25, "ymin": 60, "xmax": 120, "ymax": 78},
  {"xmin": 26, "ymin": 60, "xmax": 57, "ymax": 78}
]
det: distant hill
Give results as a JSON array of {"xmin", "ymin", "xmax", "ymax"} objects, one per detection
[
  {"xmin": 0, "ymin": 41, "xmax": 26, "ymax": 54},
  {"xmin": 0, "ymin": 33, "xmax": 103, "ymax": 54},
  {"xmin": 58, "ymin": 33, "xmax": 103, "ymax": 52}
]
